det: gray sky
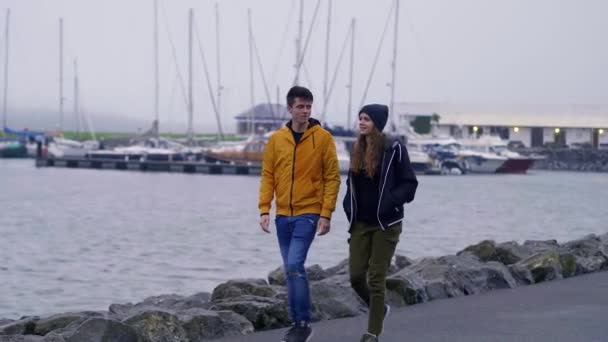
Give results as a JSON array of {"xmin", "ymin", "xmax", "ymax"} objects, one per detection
[{"xmin": 1, "ymin": 0, "xmax": 607, "ymax": 133}]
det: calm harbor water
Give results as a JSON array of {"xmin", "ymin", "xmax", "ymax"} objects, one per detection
[{"xmin": 1, "ymin": 159, "xmax": 607, "ymax": 319}]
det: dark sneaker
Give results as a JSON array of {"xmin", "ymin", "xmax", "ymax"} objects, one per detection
[
  {"xmin": 281, "ymin": 324, "xmax": 313, "ymax": 342},
  {"xmin": 360, "ymin": 333, "xmax": 378, "ymax": 342},
  {"xmin": 280, "ymin": 325, "xmax": 297, "ymax": 342}
]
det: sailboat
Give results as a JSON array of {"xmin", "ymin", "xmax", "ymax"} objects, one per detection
[
  {"xmin": 458, "ymin": 135, "xmax": 537, "ymax": 173},
  {"xmin": 0, "ymin": 9, "xmax": 29, "ymax": 158}
]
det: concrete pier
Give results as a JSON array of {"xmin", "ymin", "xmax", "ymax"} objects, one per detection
[{"xmin": 35, "ymin": 157, "xmax": 262, "ymax": 175}]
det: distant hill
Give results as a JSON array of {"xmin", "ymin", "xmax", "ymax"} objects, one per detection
[{"xmin": 2, "ymin": 108, "xmax": 236, "ymax": 134}]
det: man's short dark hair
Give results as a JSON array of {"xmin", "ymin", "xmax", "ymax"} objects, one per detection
[{"xmin": 286, "ymin": 86, "xmax": 313, "ymax": 107}]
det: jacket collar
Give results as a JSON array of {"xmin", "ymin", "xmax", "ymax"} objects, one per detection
[
  {"xmin": 285, "ymin": 118, "xmax": 322, "ymax": 131},
  {"xmin": 383, "ymin": 135, "xmax": 397, "ymax": 151}
]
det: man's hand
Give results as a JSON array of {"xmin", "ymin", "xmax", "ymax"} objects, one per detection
[
  {"xmin": 260, "ymin": 214, "xmax": 270, "ymax": 233},
  {"xmin": 317, "ymin": 217, "xmax": 331, "ymax": 236}
]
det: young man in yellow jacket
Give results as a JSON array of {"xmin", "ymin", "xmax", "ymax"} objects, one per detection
[{"xmin": 259, "ymin": 86, "xmax": 341, "ymax": 342}]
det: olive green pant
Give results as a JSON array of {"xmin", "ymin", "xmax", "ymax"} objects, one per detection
[{"xmin": 349, "ymin": 221, "xmax": 402, "ymax": 336}]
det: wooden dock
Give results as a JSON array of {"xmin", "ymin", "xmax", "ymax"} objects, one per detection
[{"xmin": 35, "ymin": 157, "xmax": 262, "ymax": 175}]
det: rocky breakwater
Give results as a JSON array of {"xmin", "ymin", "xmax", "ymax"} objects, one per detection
[
  {"xmin": 2, "ymin": 233, "xmax": 607, "ymax": 341},
  {"xmin": 527, "ymin": 148, "xmax": 608, "ymax": 172}
]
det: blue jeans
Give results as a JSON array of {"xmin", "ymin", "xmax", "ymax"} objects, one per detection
[{"xmin": 275, "ymin": 214, "xmax": 319, "ymax": 325}]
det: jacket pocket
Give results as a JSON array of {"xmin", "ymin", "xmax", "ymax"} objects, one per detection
[
  {"xmin": 379, "ymin": 191, "xmax": 397, "ymax": 218},
  {"xmin": 384, "ymin": 224, "xmax": 402, "ymax": 245},
  {"xmin": 388, "ymin": 189, "xmax": 400, "ymax": 206},
  {"xmin": 342, "ymin": 191, "xmax": 351, "ymax": 218}
]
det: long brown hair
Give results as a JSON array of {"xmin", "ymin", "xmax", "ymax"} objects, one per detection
[{"xmin": 350, "ymin": 129, "xmax": 385, "ymax": 177}]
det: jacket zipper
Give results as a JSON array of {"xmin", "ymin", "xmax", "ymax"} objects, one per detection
[
  {"xmin": 377, "ymin": 150, "xmax": 395, "ymax": 230},
  {"xmin": 289, "ymin": 142, "xmax": 297, "ymax": 216},
  {"xmin": 349, "ymin": 172, "xmax": 355, "ymax": 227},
  {"xmin": 288, "ymin": 129, "xmax": 314, "ymax": 216}
]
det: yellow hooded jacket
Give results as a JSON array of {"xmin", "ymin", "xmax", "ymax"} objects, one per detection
[{"xmin": 259, "ymin": 119, "xmax": 341, "ymax": 219}]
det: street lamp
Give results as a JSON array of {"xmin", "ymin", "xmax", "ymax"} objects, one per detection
[{"xmin": 513, "ymin": 127, "xmax": 519, "ymax": 133}]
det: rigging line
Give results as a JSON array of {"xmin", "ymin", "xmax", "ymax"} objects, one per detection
[
  {"xmin": 359, "ymin": 0, "xmax": 395, "ymax": 108},
  {"xmin": 251, "ymin": 32, "xmax": 277, "ymax": 119},
  {"xmin": 291, "ymin": 0, "xmax": 322, "ymax": 86},
  {"xmin": 160, "ymin": 0, "xmax": 189, "ymax": 109},
  {"xmin": 166, "ymin": 73, "xmax": 180, "ymax": 134},
  {"xmin": 401, "ymin": 1, "xmax": 445, "ymax": 100},
  {"xmin": 301, "ymin": 60, "xmax": 314, "ymax": 90},
  {"xmin": 73, "ymin": 79, "xmax": 97, "ymax": 141},
  {"xmin": 194, "ymin": 18, "xmax": 224, "ymax": 139},
  {"xmin": 324, "ymin": 23, "xmax": 354, "ymax": 114},
  {"xmin": 270, "ymin": 0, "xmax": 297, "ymax": 85}
]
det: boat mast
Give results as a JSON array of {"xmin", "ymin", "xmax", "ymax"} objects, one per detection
[
  {"xmin": 294, "ymin": 0, "xmax": 304, "ymax": 85},
  {"xmin": 2, "ymin": 9, "xmax": 10, "ymax": 129},
  {"xmin": 215, "ymin": 2, "xmax": 224, "ymax": 140},
  {"xmin": 389, "ymin": 0, "xmax": 400, "ymax": 131},
  {"xmin": 248, "ymin": 9, "xmax": 255, "ymax": 135},
  {"xmin": 153, "ymin": 0, "xmax": 160, "ymax": 137},
  {"xmin": 346, "ymin": 18, "xmax": 355, "ymax": 130},
  {"xmin": 186, "ymin": 9, "xmax": 194, "ymax": 145},
  {"xmin": 73, "ymin": 59, "xmax": 80, "ymax": 139},
  {"xmin": 59, "ymin": 18, "xmax": 64, "ymax": 131},
  {"xmin": 321, "ymin": 0, "xmax": 332, "ymax": 122}
]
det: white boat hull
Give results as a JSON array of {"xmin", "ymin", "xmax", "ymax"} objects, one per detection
[{"xmin": 461, "ymin": 155, "xmax": 506, "ymax": 173}]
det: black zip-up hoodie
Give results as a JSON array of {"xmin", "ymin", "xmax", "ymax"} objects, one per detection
[{"xmin": 343, "ymin": 137, "xmax": 418, "ymax": 231}]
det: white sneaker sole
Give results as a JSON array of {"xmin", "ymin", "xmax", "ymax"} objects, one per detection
[{"xmin": 381, "ymin": 304, "xmax": 391, "ymax": 333}]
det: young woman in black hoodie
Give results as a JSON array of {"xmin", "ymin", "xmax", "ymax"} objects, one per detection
[{"xmin": 343, "ymin": 104, "xmax": 418, "ymax": 342}]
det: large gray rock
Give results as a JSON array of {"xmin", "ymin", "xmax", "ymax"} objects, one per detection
[
  {"xmin": 60, "ymin": 318, "xmax": 139, "ymax": 342},
  {"xmin": 457, "ymin": 240, "xmax": 496, "ymax": 261},
  {"xmin": 209, "ymin": 295, "xmax": 289, "ymax": 330},
  {"xmin": 509, "ymin": 250, "xmax": 564, "ymax": 285},
  {"xmin": 34, "ymin": 312, "xmax": 104, "ymax": 336},
  {"xmin": 267, "ymin": 265, "xmax": 327, "ymax": 286},
  {"xmin": 108, "ymin": 297, "xmax": 253, "ymax": 341},
  {"xmin": 561, "ymin": 234, "xmax": 608, "ymax": 274},
  {"xmin": 323, "ymin": 258, "xmax": 349, "ymax": 278},
  {"xmin": 393, "ymin": 254, "xmax": 415, "ymax": 270},
  {"xmin": 522, "ymin": 239, "xmax": 560, "ymax": 252},
  {"xmin": 140, "ymin": 293, "xmax": 211, "ymax": 311},
  {"xmin": 0, "ymin": 336, "xmax": 45, "ymax": 342},
  {"xmin": 458, "ymin": 240, "xmax": 531, "ymax": 265},
  {"xmin": 40, "ymin": 334, "xmax": 65, "ymax": 342},
  {"xmin": 211, "ymin": 279, "xmax": 277, "ymax": 301},
  {"xmin": 109, "ymin": 293, "xmax": 211, "ymax": 322},
  {"xmin": 0, "ymin": 320, "xmax": 14, "ymax": 327},
  {"xmin": 210, "ymin": 278, "xmax": 364, "ymax": 329},
  {"xmin": 406, "ymin": 255, "xmax": 517, "ymax": 300},
  {"xmin": 178, "ymin": 309, "xmax": 253, "ymax": 341},
  {"xmin": 0, "ymin": 317, "xmax": 39, "ymax": 335},
  {"xmin": 109, "ymin": 303, "xmax": 160, "ymax": 322},
  {"xmin": 386, "ymin": 269, "xmax": 428, "ymax": 306},
  {"xmin": 316, "ymin": 270, "xmax": 350, "ymax": 288},
  {"xmin": 123, "ymin": 310, "xmax": 187, "ymax": 342},
  {"xmin": 310, "ymin": 282, "xmax": 366, "ymax": 321}
]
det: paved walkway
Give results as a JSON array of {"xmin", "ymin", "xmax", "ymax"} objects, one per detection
[{"xmin": 217, "ymin": 271, "xmax": 608, "ymax": 342}]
